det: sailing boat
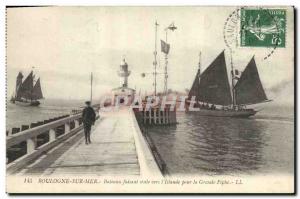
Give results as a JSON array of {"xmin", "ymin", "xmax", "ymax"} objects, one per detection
[
  {"xmin": 186, "ymin": 51, "xmax": 270, "ymax": 118},
  {"xmin": 10, "ymin": 71, "xmax": 44, "ymax": 106}
]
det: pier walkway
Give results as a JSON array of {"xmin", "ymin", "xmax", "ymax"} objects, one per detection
[{"xmin": 13, "ymin": 108, "xmax": 161, "ymax": 176}]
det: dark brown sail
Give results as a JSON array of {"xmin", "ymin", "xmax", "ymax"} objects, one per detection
[
  {"xmin": 32, "ymin": 78, "xmax": 43, "ymax": 100},
  {"xmin": 197, "ymin": 51, "xmax": 232, "ymax": 105},
  {"xmin": 15, "ymin": 72, "xmax": 23, "ymax": 98},
  {"xmin": 16, "ymin": 71, "xmax": 33, "ymax": 100},
  {"xmin": 235, "ymin": 57, "xmax": 268, "ymax": 105},
  {"xmin": 188, "ymin": 69, "xmax": 200, "ymax": 100}
]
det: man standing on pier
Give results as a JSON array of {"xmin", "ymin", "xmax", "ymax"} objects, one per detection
[{"xmin": 82, "ymin": 101, "xmax": 96, "ymax": 145}]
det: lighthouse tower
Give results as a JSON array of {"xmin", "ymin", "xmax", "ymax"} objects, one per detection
[
  {"xmin": 112, "ymin": 57, "xmax": 135, "ymax": 105},
  {"xmin": 118, "ymin": 58, "xmax": 131, "ymax": 88}
]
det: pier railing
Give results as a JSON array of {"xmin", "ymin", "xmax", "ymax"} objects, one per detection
[
  {"xmin": 6, "ymin": 107, "xmax": 99, "ymax": 174},
  {"xmin": 133, "ymin": 109, "xmax": 168, "ymax": 176}
]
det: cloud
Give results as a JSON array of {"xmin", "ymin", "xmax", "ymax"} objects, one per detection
[{"xmin": 266, "ymin": 78, "xmax": 294, "ymax": 105}]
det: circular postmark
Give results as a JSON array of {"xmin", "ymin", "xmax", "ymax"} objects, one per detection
[
  {"xmin": 223, "ymin": 7, "xmax": 286, "ymax": 61},
  {"xmin": 223, "ymin": 7, "xmax": 241, "ymax": 53}
]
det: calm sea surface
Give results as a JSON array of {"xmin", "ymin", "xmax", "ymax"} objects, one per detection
[
  {"xmin": 6, "ymin": 99, "xmax": 84, "ymax": 131},
  {"xmin": 146, "ymin": 104, "xmax": 294, "ymax": 176}
]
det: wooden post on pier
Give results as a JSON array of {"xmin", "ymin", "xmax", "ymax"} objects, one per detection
[
  {"xmin": 49, "ymin": 129, "xmax": 56, "ymax": 142},
  {"xmin": 74, "ymin": 120, "xmax": 80, "ymax": 128},
  {"xmin": 166, "ymin": 109, "xmax": 169, "ymax": 124},
  {"xmin": 143, "ymin": 109, "xmax": 146, "ymax": 124},
  {"xmin": 149, "ymin": 109, "xmax": 152, "ymax": 125},
  {"xmin": 65, "ymin": 123, "xmax": 70, "ymax": 134},
  {"xmin": 162, "ymin": 110, "xmax": 165, "ymax": 124},
  {"xmin": 137, "ymin": 104, "xmax": 177, "ymax": 126},
  {"xmin": 169, "ymin": 109, "xmax": 173, "ymax": 124},
  {"xmin": 158, "ymin": 110, "xmax": 161, "ymax": 124},
  {"xmin": 26, "ymin": 138, "xmax": 36, "ymax": 154},
  {"xmin": 173, "ymin": 109, "xmax": 176, "ymax": 123},
  {"xmin": 154, "ymin": 108, "xmax": 157, "ymax": 124}
]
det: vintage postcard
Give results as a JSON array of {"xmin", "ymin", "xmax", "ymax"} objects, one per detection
[{"xmin": 6, "ymin": 6, "xmax": 294, "ymax": 194}]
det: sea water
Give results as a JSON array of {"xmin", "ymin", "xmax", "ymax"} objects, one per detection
[
  {"xmin": 146, "ymin": 104, "xmax": 294, "ymax": 176},
  {"xmin": 6, "ymin": 99, "xmax": 294, "ymax": 176},
  {"xmin": 6, "ymin": 98, "xmax": 84, "ymax": 132}
]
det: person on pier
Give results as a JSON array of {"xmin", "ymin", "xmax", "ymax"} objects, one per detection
[{"xmin": 82, "ymin": 101, "xmax": 96, "ymax": 145}]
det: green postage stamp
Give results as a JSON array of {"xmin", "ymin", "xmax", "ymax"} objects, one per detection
[{"xmin": 240, "ymin": 9, "xmax": 286, "ymax": 47}]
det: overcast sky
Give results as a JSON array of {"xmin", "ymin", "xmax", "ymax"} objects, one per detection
[{"xmin": 6, "ymin": 6, "xmax": 294, "ymax": 104}]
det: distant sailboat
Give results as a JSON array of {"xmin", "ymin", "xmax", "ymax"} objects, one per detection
[
  {"xmin": 186, "ymin": 51, "xmax": 270, "ymax": 118},
  {"xmin": 10, "ymin": 71, "xmax": 44, "ymax": 106}
]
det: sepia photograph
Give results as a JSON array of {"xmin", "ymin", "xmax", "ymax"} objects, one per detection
[{"xmin": 5, "ymin": 6, "xmax": 294, "ymax": 194}]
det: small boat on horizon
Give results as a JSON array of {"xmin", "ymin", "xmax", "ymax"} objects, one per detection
[
  {"xmin": 10, "ymin": 71, "xmax": 44, "ymax": 106},
  {"xmin": 185, "ymin": 50, "xmax": 271, "ymax": 118}
]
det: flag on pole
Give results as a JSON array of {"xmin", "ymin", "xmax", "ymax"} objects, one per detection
[
  {"xmin": 235, "ymin": 69, "xmax": 240, "ymax": 76},
  {"xmin": 161, "ymin": 40, "xmax": 170, "ymax": 54},
  {"xmin": 231, "ymin": 69, "xmax": 241, "ymax": 80}
]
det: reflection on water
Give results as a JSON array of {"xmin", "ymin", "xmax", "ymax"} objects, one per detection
[{"xmin": 146, "ymin": 108, "xmax": 294, "ymax": 176}]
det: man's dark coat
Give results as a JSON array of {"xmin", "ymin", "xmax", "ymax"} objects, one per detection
[{"xmin": 82, "ymin": 106, "xmax": 96, "ymax": 126}]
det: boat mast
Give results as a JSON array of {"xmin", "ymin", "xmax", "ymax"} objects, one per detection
[
  {"xmin": 231, "ymin": 10, "xmax": 239, "ymax": 108},
  {"xmin": 197, "ymin": 51, "xmax": 201, "ymax": 103},
  {"xmin": 30, "ymin": 67, "xmax": 35, "ymax": 103},
  {"xmin": 230, "ymin": 50, "xmax": 236, "ymax": 108}
]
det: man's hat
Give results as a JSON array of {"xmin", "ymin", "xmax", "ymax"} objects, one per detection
[{"xmin": 85, "ymin": 101, "xmax": 91, "ymax": 105}]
